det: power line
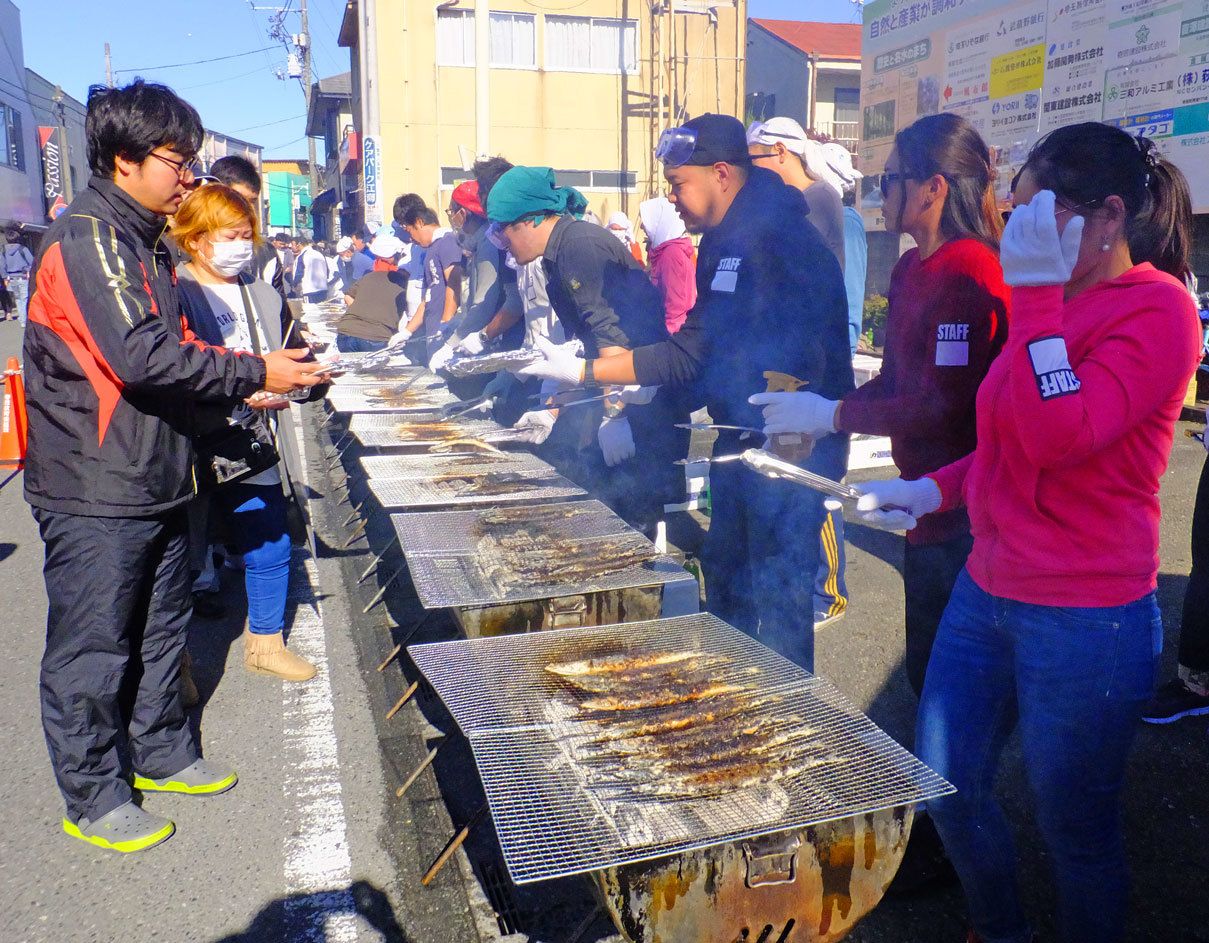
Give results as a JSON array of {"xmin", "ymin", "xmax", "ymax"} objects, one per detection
[
  {"xmin": 178, "ymin": 64, "xmax": 271, "ymax": 91},
  {"xmin": 113, "ymin": 46, "xmax": 278, "ymax": 74},
  {"xmin": 231, "ymin": 113, "xmax": 307, "ymax": 133}
]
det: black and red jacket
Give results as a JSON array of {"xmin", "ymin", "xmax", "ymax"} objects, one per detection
[{"xmin": 23, "ymin": 176, "xmax": 267, "ymax": 517}]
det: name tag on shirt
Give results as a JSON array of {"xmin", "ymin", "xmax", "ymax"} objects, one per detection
[
  {"xmin": 711, "ymin": 257, "xmax": 741, "ymax": 293},
  {"xmin": 935, "ymin": 322, "xmax": 970, "ymax": 366},
  {"xmin": 1027, "ymin": 335, "xmax": 1081, "ymax": 401}
]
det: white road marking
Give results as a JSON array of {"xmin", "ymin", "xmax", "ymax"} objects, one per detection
[{"xmin": 279, "ymin": 406, "xmax": 358, "ymax": 941}]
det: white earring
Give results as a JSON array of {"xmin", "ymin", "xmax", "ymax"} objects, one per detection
[{"xmin": 1101, "ymin": 241, "xmax": 1111, "ymax": 252}]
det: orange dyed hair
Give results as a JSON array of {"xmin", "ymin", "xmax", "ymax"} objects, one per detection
[{"xmin": 171, "ymin": 183, "xmax": 260, "ymax": 254}]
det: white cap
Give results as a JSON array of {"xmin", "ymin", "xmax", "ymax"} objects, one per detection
[
  {"xmin": 369, "ymin": 232, "xmax": 404, "ymax": 258},
  {"xmin": 746, "ymin": 117, "xmax": 809, "ymax": 155},
  {"xmin": 820, "ymin": 142, "xmax": 863, "ymax": 194},
  {"xmin": 335, "ymin": 236, "xmax": 353, "ymax": 253}
]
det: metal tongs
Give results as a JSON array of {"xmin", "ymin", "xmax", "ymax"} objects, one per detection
[
  {"xmin": 439, "ymin": 394, "xmax": 492, "ymax": 419},
  {"xmin": 676, "ymin": 423, "xmax": 764, "ymax": 436},
  {"xmin": 738, "ymin": 449, "xmax": 864, "ymax": 502}
]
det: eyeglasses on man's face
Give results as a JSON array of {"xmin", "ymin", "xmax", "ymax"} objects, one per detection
[{"xmin": 148, "ymin": 150, "xmax": 198, "ymax": 178}]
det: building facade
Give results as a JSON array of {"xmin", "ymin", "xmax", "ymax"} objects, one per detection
[
  {"xmin": 338, "ymin": 0, "xmax": 747, "ymax": 229},
  {"xmin": 23, "ymin": 71, "xmax": 87, "ymax": 220},
  {"xmin": 0, "ymin": 0, "xmax": 47, "ymax": 232},
  {"xmin": 745, "ymin": 19, "xmax": 861, "ymax": 152},
  {"xmin": 263, "ymin": 159, "xmax": 313, "ymax": 236},
  {"xmin": 306, "ymin": 72, "xmax": 355, "ymax": 241}
]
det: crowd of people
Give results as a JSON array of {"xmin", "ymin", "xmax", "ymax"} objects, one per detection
[{"xmin": 11, "ymin": 72, "xmax": 1209, "ymax": 943}]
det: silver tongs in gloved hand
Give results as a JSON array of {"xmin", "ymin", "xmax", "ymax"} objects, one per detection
[{"xmin": 739, "ymin": 449, "xmax": 864, "ymax": 501}]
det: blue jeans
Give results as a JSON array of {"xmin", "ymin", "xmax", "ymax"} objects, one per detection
[
  {"xmin": 8, "ymin": 274, "xmax": 28, "ymax": 325},
  {"xmin": 336, "ymin": 333, "xmax": 387, "ymax": 353},
  {"xmin": 917, "ymin": 569, "xmax": 1161, "ymax": 943},
  {"xmin": 215, "ymin": 484, "xmax": 292, "ymax": 636}
]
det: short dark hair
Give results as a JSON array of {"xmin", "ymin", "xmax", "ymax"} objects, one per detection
[
  {"xmin": 397, "ymin": 201, "xmax": 438, "ymax": 228},
  {"xmin": 4, "ymin": 229, "xmax": 19, "ymax": 241},
  {"xmin": 209, "ymin": 155, "xmax": 261, "ymax": 195},
  {"xmin": 86, "ymin": 79, "xmax": 204, "ymax": 178},
  {"xmin": 472, "ymin": 156, "xmax": 514, "ymax": 205},
  {"xmin": 392, "ymin": 193, "xmax": 427, "ymax": 226},
  {"xmin": 291, "ymin": 234, "xmax": 309, "ymax": 245}
]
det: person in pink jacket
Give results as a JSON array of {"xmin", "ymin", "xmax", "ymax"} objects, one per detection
[
  {"xmin": 854, "ymin": 124, "xmax": 1201, "ymax": 943},
  {"xmin": 639, "ymin": 196, "xmax": 696, "ymax": 333}
]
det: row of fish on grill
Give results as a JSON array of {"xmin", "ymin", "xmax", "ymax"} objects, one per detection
[{"xmin": 543, "ymin": 650, "xmax": 845, "ymax": 801}]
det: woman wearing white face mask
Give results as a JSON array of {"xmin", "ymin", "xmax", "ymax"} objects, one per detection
[{"xmin": 172, "ymin": 184, "xmax": 326, "ymax": 683}]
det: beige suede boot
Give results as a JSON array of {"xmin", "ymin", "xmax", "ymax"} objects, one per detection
[{"xmin": 244, "ymin": 631, "xmax": 317, "ymax": 681}]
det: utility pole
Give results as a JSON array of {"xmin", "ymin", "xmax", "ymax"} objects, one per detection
[
  {"xmin": 105, "ymin": 44, "xmax": 114, "ymax": 87},
  {"xmin": 299, "ymin": 0, "xmax": 320, "ymax": 216},
  {"xmin": 474, "ymin": 0, "xmax": 489, "ymax": 158}
]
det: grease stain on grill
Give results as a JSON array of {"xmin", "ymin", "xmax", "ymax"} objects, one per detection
[{"xmin": 812, "ymin": 817, "xmax": 856, "ymax": 936}]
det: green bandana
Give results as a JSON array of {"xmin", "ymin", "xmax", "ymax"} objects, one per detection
[{"xmin": 485, "ymin": 166, "xmax": 588, "ymax": 224}]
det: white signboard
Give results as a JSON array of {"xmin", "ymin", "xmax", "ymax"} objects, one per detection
[{"xmin": 363, "ymin": 134, "xmax": 383, "ymax": 228}]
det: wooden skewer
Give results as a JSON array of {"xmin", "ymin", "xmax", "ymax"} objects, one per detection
[
  {"xmin": 422, "ymin": 804, "xmax": 488, "ymax": 886},
  {"xmin": 396, "ymin": 744, "xmax": 440, "ymax": 797},
  {"xmin": 377, "ymin": 643, "xmax": 403, "ymax": 672},
  {"xmin": 385, "ymin": 680, "xmax": 419, "ymax": 719}
]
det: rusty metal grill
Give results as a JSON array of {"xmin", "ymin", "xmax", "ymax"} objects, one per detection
[
  {"xmin": 360, "ymin": 452, "xmax": 553, "ymax": 480},
  {"xmin": 408, "ymin": 614, "xmax": 954, "ymax": 884},
  {"xmin": 331, "ymin": 368, "xmax": 437, "ymax": 388},
  {"xmin": 326, "ymin": 384, "xmax": 460, "ymax": 414},
  {"xmin": 366, "ymin": 470, "xmax": 587, "ymax": 510},
  {"xmin": 348, "ymin": 414, "xmax": 505, "ymax": 449},
  {"xmin": 389, "ymin": 500, "xmax": 634, "ymax": 554}
]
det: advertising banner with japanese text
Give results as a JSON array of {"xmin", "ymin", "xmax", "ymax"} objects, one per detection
[{"xmin": 861, "ymin": 0, "xmax": 1209, "ymax": 227}]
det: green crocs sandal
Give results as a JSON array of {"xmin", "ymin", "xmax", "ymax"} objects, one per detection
[
  {"xmin": 63, "ymin": 801, "xmax": 175, "ymax": 853},
  {"xmin": 133, "ymin": 758, "xmax": 238, "ymax": 796}
]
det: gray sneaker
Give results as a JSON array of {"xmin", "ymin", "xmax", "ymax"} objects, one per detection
[
  {"xmin": 133, "ymin": 758, "xmax": 238, "ymax": 796},
  {"xmin": 62, "ymin": 801, "xmax": 175, "ymax": 853}
]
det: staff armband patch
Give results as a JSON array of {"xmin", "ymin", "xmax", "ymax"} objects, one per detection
[{"xmin": 1027, "ymin": 335, "xmax": 1081, "ymax": 401}]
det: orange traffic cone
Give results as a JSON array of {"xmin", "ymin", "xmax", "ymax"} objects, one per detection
[{"xmin": 1, "ymin": 357, "xmax": 28, "ymax": 470}]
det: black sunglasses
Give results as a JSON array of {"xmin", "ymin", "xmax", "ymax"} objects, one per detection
[{"xmin": 879, "ymin": 171, "xmax": 911, "ymax": 198}]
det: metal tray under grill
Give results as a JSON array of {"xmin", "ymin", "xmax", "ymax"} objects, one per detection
[
  {"xmin": 326, "ymin": 384, "xmax": 460, "ymax": 414},
  {"xmin": 388, "ymin": 499, "xmax": 633, "ymax": 554},
  {"xmin": 360, "ymin": 451, "xmax": 552, "ymax": 480},
  {"xmin": 408, "ymin": 613, "xmax": 954, "ymax": 884},
  {"xmin": 348, "ymin": 414, "xmax": 505, "ymax": 449},
  {"xmin": 400, "ymin": 537, "xmax": 687, "ymax": 609},
  {"xmin": 366, "ymin": 470, "xmax": 586, "ymax": 510}
]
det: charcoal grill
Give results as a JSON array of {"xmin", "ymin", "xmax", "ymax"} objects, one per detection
[
  {"xmin": 347, "ymin": 414, "xmax": 505, "ymax": 451},
  {"xmin": 408, "ymin": 614, "xmax": 952, "ymax": 941},
  {"xmin": 359, "ymin": 451, "xmax": 553, "ymax": 480},
  {"xmin": 365, "ymin": 468, "xmax": 587, "ymax": 510},
  {"xmin": 326, "ymin": 383, "xmax": 460, "ymax": 414},
  {"xmin": 390, "ymin": 501, "xmax": 697, "ymax": 634}
]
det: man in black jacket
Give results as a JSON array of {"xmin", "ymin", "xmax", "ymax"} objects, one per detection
[
  {"xmin": 516, "ymin": 115, "xmax": 853, "ymax": 669},
  {"xmin": 23, "ymin": 80, "xmax": 322, "ymax": 852}
]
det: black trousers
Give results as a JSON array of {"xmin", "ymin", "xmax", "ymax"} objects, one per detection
[
  {"xmin": 34, "ymin": 506, "xmax": 198, "ymax": 822},
  {"xmin": 1179, "ymin": 453, "xmax": 1209, "ymax": 672},
  {"xmin": 903, "ymin": 530, "xmax": 975, "ymax": 698}
]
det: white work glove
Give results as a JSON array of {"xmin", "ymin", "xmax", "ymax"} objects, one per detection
[
  {"xmin": 1000, "ymin": 189, "xmax": 1084, "ymax": 287},
  {"xmin": 513, "ymin": 408, "xmax": 557, "ymax": 445},
  {"xmin": 748, "ymin": 391, "xmax": 840, "ymax": 437},
  {"xmin": 454, "ymin": 331, "xmax": 487, "ymax": 356},
  {"xmin": 848, "ymin": 477, "xmax": 942, "ymax": 532},
  {"xmin": 598, "ymin": 416, "xmax": 636, "ymax": 467},
  {"xmin": 428, "ymin": 343, "xmax": 456, "ymax": 372},
  {"xmin": 388, "ymin": 326, "xmax": 413, "ymax": 348},
  {"xmin": 516, "ymin": 335, "xmax": 587, "ymax": 385},
  {"xmin": 616, "ymin": 385, "xmax": 659, "ymax": 405}
]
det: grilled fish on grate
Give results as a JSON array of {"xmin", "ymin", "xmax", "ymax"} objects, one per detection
[
  {"xmin": 428, "ymin": 437, "xmax": 505, "ymax": 454},
  {"xmin": 479, "ymin": 503, "xmax": 597, "ymax": 526},
  {"xmin": 479, "ymin": 538, "xmax": 657, "ymax": 593},
  {"xmin": 548, "ymin": 656, "xmax": 733, "ymax": 696},
  {"xmin": 546, "ymin": 650, "xmax": 710, "ymax": 678},
  {"xmin": 578, "ymin": 682, "xmax": 745, "ymax": 712}
]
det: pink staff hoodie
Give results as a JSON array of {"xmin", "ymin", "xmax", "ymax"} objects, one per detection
[{"xmin": 928, "ymin": 263, "xmax": 1202, "ymax": 607}]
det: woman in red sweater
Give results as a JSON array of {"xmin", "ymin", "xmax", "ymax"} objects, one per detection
[
  {"xmin": 856, "ymin": 127, "xmax": 1201, "ymax": 943},
  {"xmin": 752, "ymin": 113, "xmax": 1009, "ymax": 695}
]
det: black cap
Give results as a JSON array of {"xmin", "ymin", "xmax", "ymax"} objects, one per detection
[{"xmin": 681, "ymin": 114, "xmax": 752, "ymax": 166}]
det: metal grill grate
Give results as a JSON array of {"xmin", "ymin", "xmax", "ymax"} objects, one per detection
[
  {"xmin": 389, "ymin": 500, "xmax": 634, "ymax": 554},
  {"xmin": 331, "ymin": 369, "xmax": 438, "ymax": 388},
  {"xmin": 348, "ymin": 415, "xmax": 505, "ymax": 449},
  {"xmin": 326, "ymin": 385, "xmax": 461, "ymax": 414},
  {"xmin": 360, "ymin": 452, "xmax": 553, "ymax": 481},
  {"xmin": 408, "ymin": 614, "xmax": 954, "ymax": 884},
  {"xmin": 366, "ymin": 472, "xmax": 587, "ymax": 510}
]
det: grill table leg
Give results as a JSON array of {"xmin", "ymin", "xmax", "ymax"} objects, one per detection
[
  {"xmin": 358, "ymin": 535, "xmax": 398, "ymax": 583},
  {"xmin": 422, "ymin": 804, "xmax": 488, "ymax": 886},
  {"xmin": 396, "ymin": 742, "xmax": 441, "ymax": 797},
  {"xmin": 362, "ymin": 564, "xmax": 406, "ymax": 613}
]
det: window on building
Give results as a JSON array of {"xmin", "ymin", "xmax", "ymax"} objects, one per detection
[
  {"xmin": 545, "ymin": 16, "xmax": 638, "ymax": 74},
  {"xmin": 6, "ymin": 107, "xmax": 22, "ymax": 171},
  {"xmin": 491, "ymin": 13, "xmax": 536, "ymax": 67},
  {"xmin": 551, "ymin": 169, "xmax": 636, "ymax": 191},
  {"xmin": 436, "ymin": 9, "xmax": 475, "ymax": 66},
  {"xmin": 438, "ymin": 10, "xmax": 537, "ymax": 68},
  {"xmin": 834, "ymin": 88, "xmax": 860, "ymax": 124},
  {"xmin": 441, "ymin": 166, "xmax": 474, "ymax": 186},
  {"xmin": 0, "ymin": 103, "xmax": 9, "ymax": 170}
]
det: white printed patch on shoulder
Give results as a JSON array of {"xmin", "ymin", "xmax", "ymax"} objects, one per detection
[
  {"xmin": 1027, "ymin": 335, "xmax": 1081, "ymax": 401},
  {"xmin": 936, "ymin": 323, "xmax": 970, "ymax": 365},
  {"xmin": 710, "ymin": 256, "xmax": 741, "ymax": 293}
]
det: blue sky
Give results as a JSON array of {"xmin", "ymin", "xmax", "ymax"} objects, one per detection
[{"xmin": 14, "ymin": 0, "xmax": 861, "ymax": 160}]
